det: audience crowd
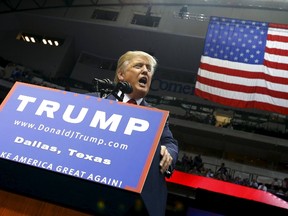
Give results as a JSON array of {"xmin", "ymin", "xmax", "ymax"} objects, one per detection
[{"xmin": 177, "ymin": 153, "xmax": 288, "ymax": 201}]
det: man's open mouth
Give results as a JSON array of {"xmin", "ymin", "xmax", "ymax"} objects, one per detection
[{"xmin": 139, "ymin": 77, "xmax": 147, "ymax": 86}]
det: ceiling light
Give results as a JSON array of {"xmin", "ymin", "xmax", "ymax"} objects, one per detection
[
  {"xmin": 24, "ymin": 36, "xmax": 30, "ymax": 42},
  {"xmin": 175, "ymin": 5, "xmax": 209, "ymax": 21},
  {"xmin": 47, "ymin": 39, "xmax": 53, "ymax": 45},
  {"xmin": 17, "ymin": 32, "xmax": 64, "ymax": 47},
  {"xmin": 179, "ymin": 5, "xmax": 189, "ymax": 19}
]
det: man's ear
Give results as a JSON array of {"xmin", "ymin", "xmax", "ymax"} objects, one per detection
[{"xmin": 117, "ymin": 70, "xmax": 125, "ymax": 81}]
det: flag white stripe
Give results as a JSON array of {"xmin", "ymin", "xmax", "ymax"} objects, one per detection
[
  {"xmin": 264, "ymin": 53, "xmax": 288, "ymax": 64},
  {"xmin": 268, "ymin": 27, "xmax": 288, "ymax": 37},
  {"xmin": 266, "ymin": 40, "xmax": 288, "ymax": 50},
  {"xmin": 201, "ymin": 56, "xmax": 288, "ymax": 78},
  {"xmin": 201, "ymin": 56, "xmax": 260, "ymax": 72},
  {"xmin": 198, "ymin": 69, "xmax": 287, "ymax": 92},
  {"xmin": 195, "ymin": 82, "xmax": 288, "ymax": 107}
]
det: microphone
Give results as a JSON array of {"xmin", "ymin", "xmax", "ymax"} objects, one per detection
[
  {"xmin": 93, "ymin": 78, "xmax": 114, "ymax": 90},
  {"xmin": 116, "ymin": 81, "xmax": 133, "ymax": 94},
  {"xmin": 93, "ymin": 78, "xmax": 133, "ymax": 94}
]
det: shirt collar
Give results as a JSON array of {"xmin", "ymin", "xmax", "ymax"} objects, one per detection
[{"xmin": 122, "ymin": 94, "xmax": 142, "ymax": 105}]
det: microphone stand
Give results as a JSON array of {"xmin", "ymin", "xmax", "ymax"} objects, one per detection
[
  {"xmin": 99, "ymin": 89, "xmax": 111, "ymax": 99},
  {"xmin": 106, "ymin": 87, "xmax": 123, "ymax": 101},
  {"xmin": 101, "ymin": 83, "xmax": 124, "ymax": 102},
  {"xmin": 93, "ymin": 78, "xmax": 132, "ymax": 102}
]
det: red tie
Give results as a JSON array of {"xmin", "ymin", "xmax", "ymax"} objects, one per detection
[{"xmin": 127, "ymin": 99, "xmax": 137, "ymax": 105}]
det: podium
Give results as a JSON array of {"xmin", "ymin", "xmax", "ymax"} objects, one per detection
[
  {"xmin": 0, "ymin": 82, "xmax": 169, "ymax": 216},
  {"xmin": 0, "ymin": 157, "xmax": 164, "ymax": 215}
]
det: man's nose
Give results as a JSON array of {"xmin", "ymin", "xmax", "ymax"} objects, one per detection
[{"xmin": 142, "ymin": 65, "xmax": 149, "ymax": 72}]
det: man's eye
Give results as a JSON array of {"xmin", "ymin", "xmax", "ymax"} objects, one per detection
[
  {"xmin": 134, "ymin": 64, "xmax": 151, "ymax": 71},
  {"xmin": 134, "ymin": 64, "xmax": 142, "ymax": 68}
]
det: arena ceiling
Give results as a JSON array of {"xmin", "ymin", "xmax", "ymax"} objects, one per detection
[{"xmin": 1, "ymin": 0, "xmax": 288, "ymax": 14}]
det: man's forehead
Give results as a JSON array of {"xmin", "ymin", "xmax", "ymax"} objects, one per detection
[{"xmin": 130, "ymin": 56, "xmax": 151, "ymax": 65}]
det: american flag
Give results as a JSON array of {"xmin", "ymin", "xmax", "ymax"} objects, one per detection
[{"xmin": 195, "ymin": 16, "xmax": 288, "ymax": 115}]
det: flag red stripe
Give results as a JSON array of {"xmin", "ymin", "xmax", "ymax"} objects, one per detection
[
  {"xmin": 263, "ymin": 59, "xmax": 288, "ymax": 71},
  {"xmin": 195, "ymin": 88, "xmax": 288, "ymax": 115},
  {"xmin": 267, "ymin": 34, "xmax": 288, "ymax": 43},
  {"xmin": 200, "ymin": 62, "xmax": 288, "ymax": 84},
  {"xmin": 269, "ymin": 23, "xmax": 288, "ymax": 30},
  {"xmin": 265, "ymin": 47, "xmax": 288, "ymax": 56},
  {"xmin": 200, "ymin": 62, "xmax": 259, "ymax": 78},
  {"xmin": 197, "ymin": 76, "xmax": 288, "ymax": 99}
]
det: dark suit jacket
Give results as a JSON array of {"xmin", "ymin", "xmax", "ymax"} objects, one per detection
[{"xmin": 88, "ymin": 92, "xmax": 179, "ymax": 215}]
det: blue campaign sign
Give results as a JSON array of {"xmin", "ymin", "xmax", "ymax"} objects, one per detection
[{"xmin": 0, "ymin": 82, "xmax": 168, "ymax": 193}]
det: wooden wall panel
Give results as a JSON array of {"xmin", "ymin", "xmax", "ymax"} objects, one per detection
[{"xmin": 0, "ymin": 189, "xmax": 92, "ymax": 216}]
